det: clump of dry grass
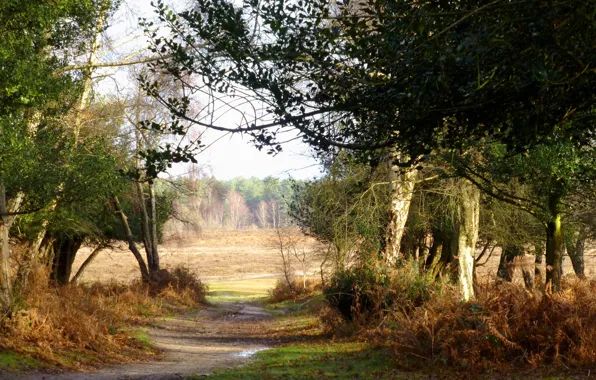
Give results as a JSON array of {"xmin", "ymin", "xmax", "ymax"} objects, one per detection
[
  {"xmin": 369, "ymin": 278, "xmax": 596, "ymax": 370},
  {"xmin": 0, "ymin": 265, "xmax": 207, "ymax": 369},
  {"xmin": 269, "ymin": 278, "xmax": 321, "ymax": 303}
]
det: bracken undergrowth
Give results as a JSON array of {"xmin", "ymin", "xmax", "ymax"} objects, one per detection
[{"xmin": 0, "ymin": 265, "xmax": 207, "ymax": 369}]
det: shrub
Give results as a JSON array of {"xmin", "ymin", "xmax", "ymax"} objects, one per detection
[
  {"xmin": 324, "ymin": 262, "xmax": 391, "ymax": 321},
  {"xmin": 324, "ymin": 260, "xmax": 442, "ymax": 322},
  {"xmin": 148, "ymin": 265, "xmax": 208, "ymax": 304},
  {"xmin": 269, "ymin": 278, "xmax": 320, "ymax": 303}
]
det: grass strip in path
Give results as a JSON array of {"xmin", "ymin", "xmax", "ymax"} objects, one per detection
[{"xmin": 192, "ymin": 342, "xmax": 405, "ymax": 379}]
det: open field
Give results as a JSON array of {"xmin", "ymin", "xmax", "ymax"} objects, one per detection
[
  {"xmin": 73, "ymin": 229, "xmax": 596, "ymax": 286},
  {"xmin": 72, "ymin": 230, "xmax": 321, "ymax": 284}
]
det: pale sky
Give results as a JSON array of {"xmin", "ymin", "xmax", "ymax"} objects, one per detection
[{"xmin": 95, "ymin": 0, "xmax": 322, "ymax": 180}]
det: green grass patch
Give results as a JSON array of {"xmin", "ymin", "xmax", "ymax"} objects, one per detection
[
  {"xmin": 133, "ymin": 328, "xmax": 152, "ymax": 348},
  {"xmin": 265, "ymin": 294, "xmax": 327, "ymax": 315},
  {"xmin": 0, "ymin": 350, "xmax": 42, "ymax": 372},
  {"xmin": 206, "ymin": 278, "xmax": 277, "ymax": 303},
  {"xmin": 195, "ymin": 342, "xmax": 406, "ymax": 379}
]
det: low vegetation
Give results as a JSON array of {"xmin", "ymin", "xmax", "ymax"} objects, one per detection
[{"xmin": 0, "ymin": 266, "xmax": 206, "ymax": 371}]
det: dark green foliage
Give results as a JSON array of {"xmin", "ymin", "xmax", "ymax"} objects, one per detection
[
  {"xmin": 325, "ymin": 264, "xmax": 390, "ymax": 321},
  {"xmin": 144, "ymin": 0, "xmax": 596, "ymax": 165}
]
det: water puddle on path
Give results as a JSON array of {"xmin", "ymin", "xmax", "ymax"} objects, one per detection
[{"xmin": 233, "ymin": 347, "xmax": 270, "ymax": 358}]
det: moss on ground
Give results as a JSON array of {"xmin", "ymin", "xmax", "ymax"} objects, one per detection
[{"xmin": 0, "ymin": 350, "xmax": 42, "ymax": 372}]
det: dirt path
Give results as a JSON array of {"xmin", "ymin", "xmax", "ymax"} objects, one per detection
[{"xmin": 12, "ymin": 301, "xmax": 275, "ymax": 380}]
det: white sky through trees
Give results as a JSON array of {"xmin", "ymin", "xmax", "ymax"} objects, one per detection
[{"xmin": 96, "ymin": 0, "xmax": 322, "ymax": 180}]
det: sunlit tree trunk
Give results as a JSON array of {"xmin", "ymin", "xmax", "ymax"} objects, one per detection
[
  {"xmin": 112, "ymin": 196, "xmax": 150, "ymax": 281},
  {"xmin": 0, "ymin": 185, "xmax": 12, "ymax": 309},
  {"xmin": 545, "ymin": 194, "xmax": 564, "ymax": 292},
  {"xmin": 70, "ymin": 244, "xmax": 105, "ymax": 284},
  {"xmin": 454, "ymin": 179, "xmax": 479, "ymax": 302},
  {"xmin": 384, "ymin": 155, "xmax": 417, "ymax": 263}
]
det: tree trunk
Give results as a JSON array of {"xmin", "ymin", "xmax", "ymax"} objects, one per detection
[
  {"xmin": 70, "ymin": 244, "xmax": 105, "ymax": 284},
  {"xmin": 497, "ymin": 245, "xmax": 522, "ymax": 282},
  {"xmin": 534, "ymin": 246, "xmax": 544, "ymax": 286},
  {"xmin": 545, "ymin": 195, "xmax": 564, "ymax": 292},
  {"xmin": 113, "ymin": 196, "xmax": 150, "ymax": 282},
  {"xmin": 149, "ymin": 181, "xmax": 160, "ymax": 271},
  {"xmin": 0, "ymin": 185, "xmax": 12, "ymax": 309},
  {"xmin": 136, "ymin": 181, "xmax": 156, "ymax": 272},
  {"xmin": 51, "ymin": 236, "xmax": 83, "ymax": 285},
  {"xmin": 567, "ymin": 226, "xmax": 586, "ymax": 280},
  {"xmin": 454, "ymin": 179, "xmax": 480, "ymax": 302},
  {"xmin": 425, "ymin": 235, "xmax": 443, "ymax": 269},
  {"xmin": 384, "ymin": 157, "xmax": 417, "ymax": 263}
]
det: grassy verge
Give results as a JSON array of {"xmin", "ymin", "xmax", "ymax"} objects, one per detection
[
  {"xmin": 0, "ymin": 351, "xmax": 42, "ymax": 372},
  {"xmin": 195, "ymin": 342, "xmax": 403, "ymax": 379}
]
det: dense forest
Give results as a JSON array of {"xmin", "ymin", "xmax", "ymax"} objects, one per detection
[{"xmin": 2, "ymin": 0, "xmax": 596, "ymax": 376}]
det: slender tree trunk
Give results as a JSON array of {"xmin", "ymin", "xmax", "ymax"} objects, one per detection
[
  {"xmin": 113, "ymin": 196, "xmax": 150, "ymax": 282},
  {"xmin": 70, "ymin": 244, "xmax": 106, "ymax": 284},
  {"xmin": 425, "ymin": 234, "xmax": 443, "ymax": 270},
  {"xmin": 545, "ymin": 195, "xmax": 564, "ymax": 292},
  {"xmin": 384, "ymin": 155, "xmax": 417, "ymax": 263},
  {"xmin": 0, "ymin": 185, "xmax": 12, "ymax": 309},
  {"xmin": 567, "ymin": 226, "xmax": 586, "ymax": 280},
  {"xmin": 136, "ymin": 181, "xmax": 155, "ymax": 272},
  {"xmin": 149, "ymin": 181, "xmax": 160, "ymax": 271},
  {"xmin": 454, "ymin": 179, "xmax": 480, "ymax": 302},
  {"xmin": 534, "ymin": 245, "xmax": 544, "ymax": 286}
]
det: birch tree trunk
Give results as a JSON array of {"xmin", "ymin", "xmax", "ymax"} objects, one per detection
[
  {"xmin": 0, "ymin": 185, "xmax": 12, "ymax": 309},
  {"xmin": 383, "ymin": 157, "xmax": 417, "ymax": 263},
  {"xmin": 454, "ymin": 179, "xmax": 480, "ymax": 302}
]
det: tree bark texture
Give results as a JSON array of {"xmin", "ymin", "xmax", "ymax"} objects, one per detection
[
  {"xmin": 545, "ymin": 195, "xmax": 564, "ymax": 292},
  {"xmin": 51, "ymin": 236, "xmax": 83, "ymax": 285},
  {"xmin": 384, "ymin": 158, "xmax": 417, "ymax": 264},
  {"xmin": 454, "ymin": 179, "xmax": 480, "ymax": 302}
]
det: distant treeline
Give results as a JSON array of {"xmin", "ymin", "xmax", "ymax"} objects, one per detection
[{"xmin": 166, "ymin": 176, "xmax": 304, "ymax": 232}]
